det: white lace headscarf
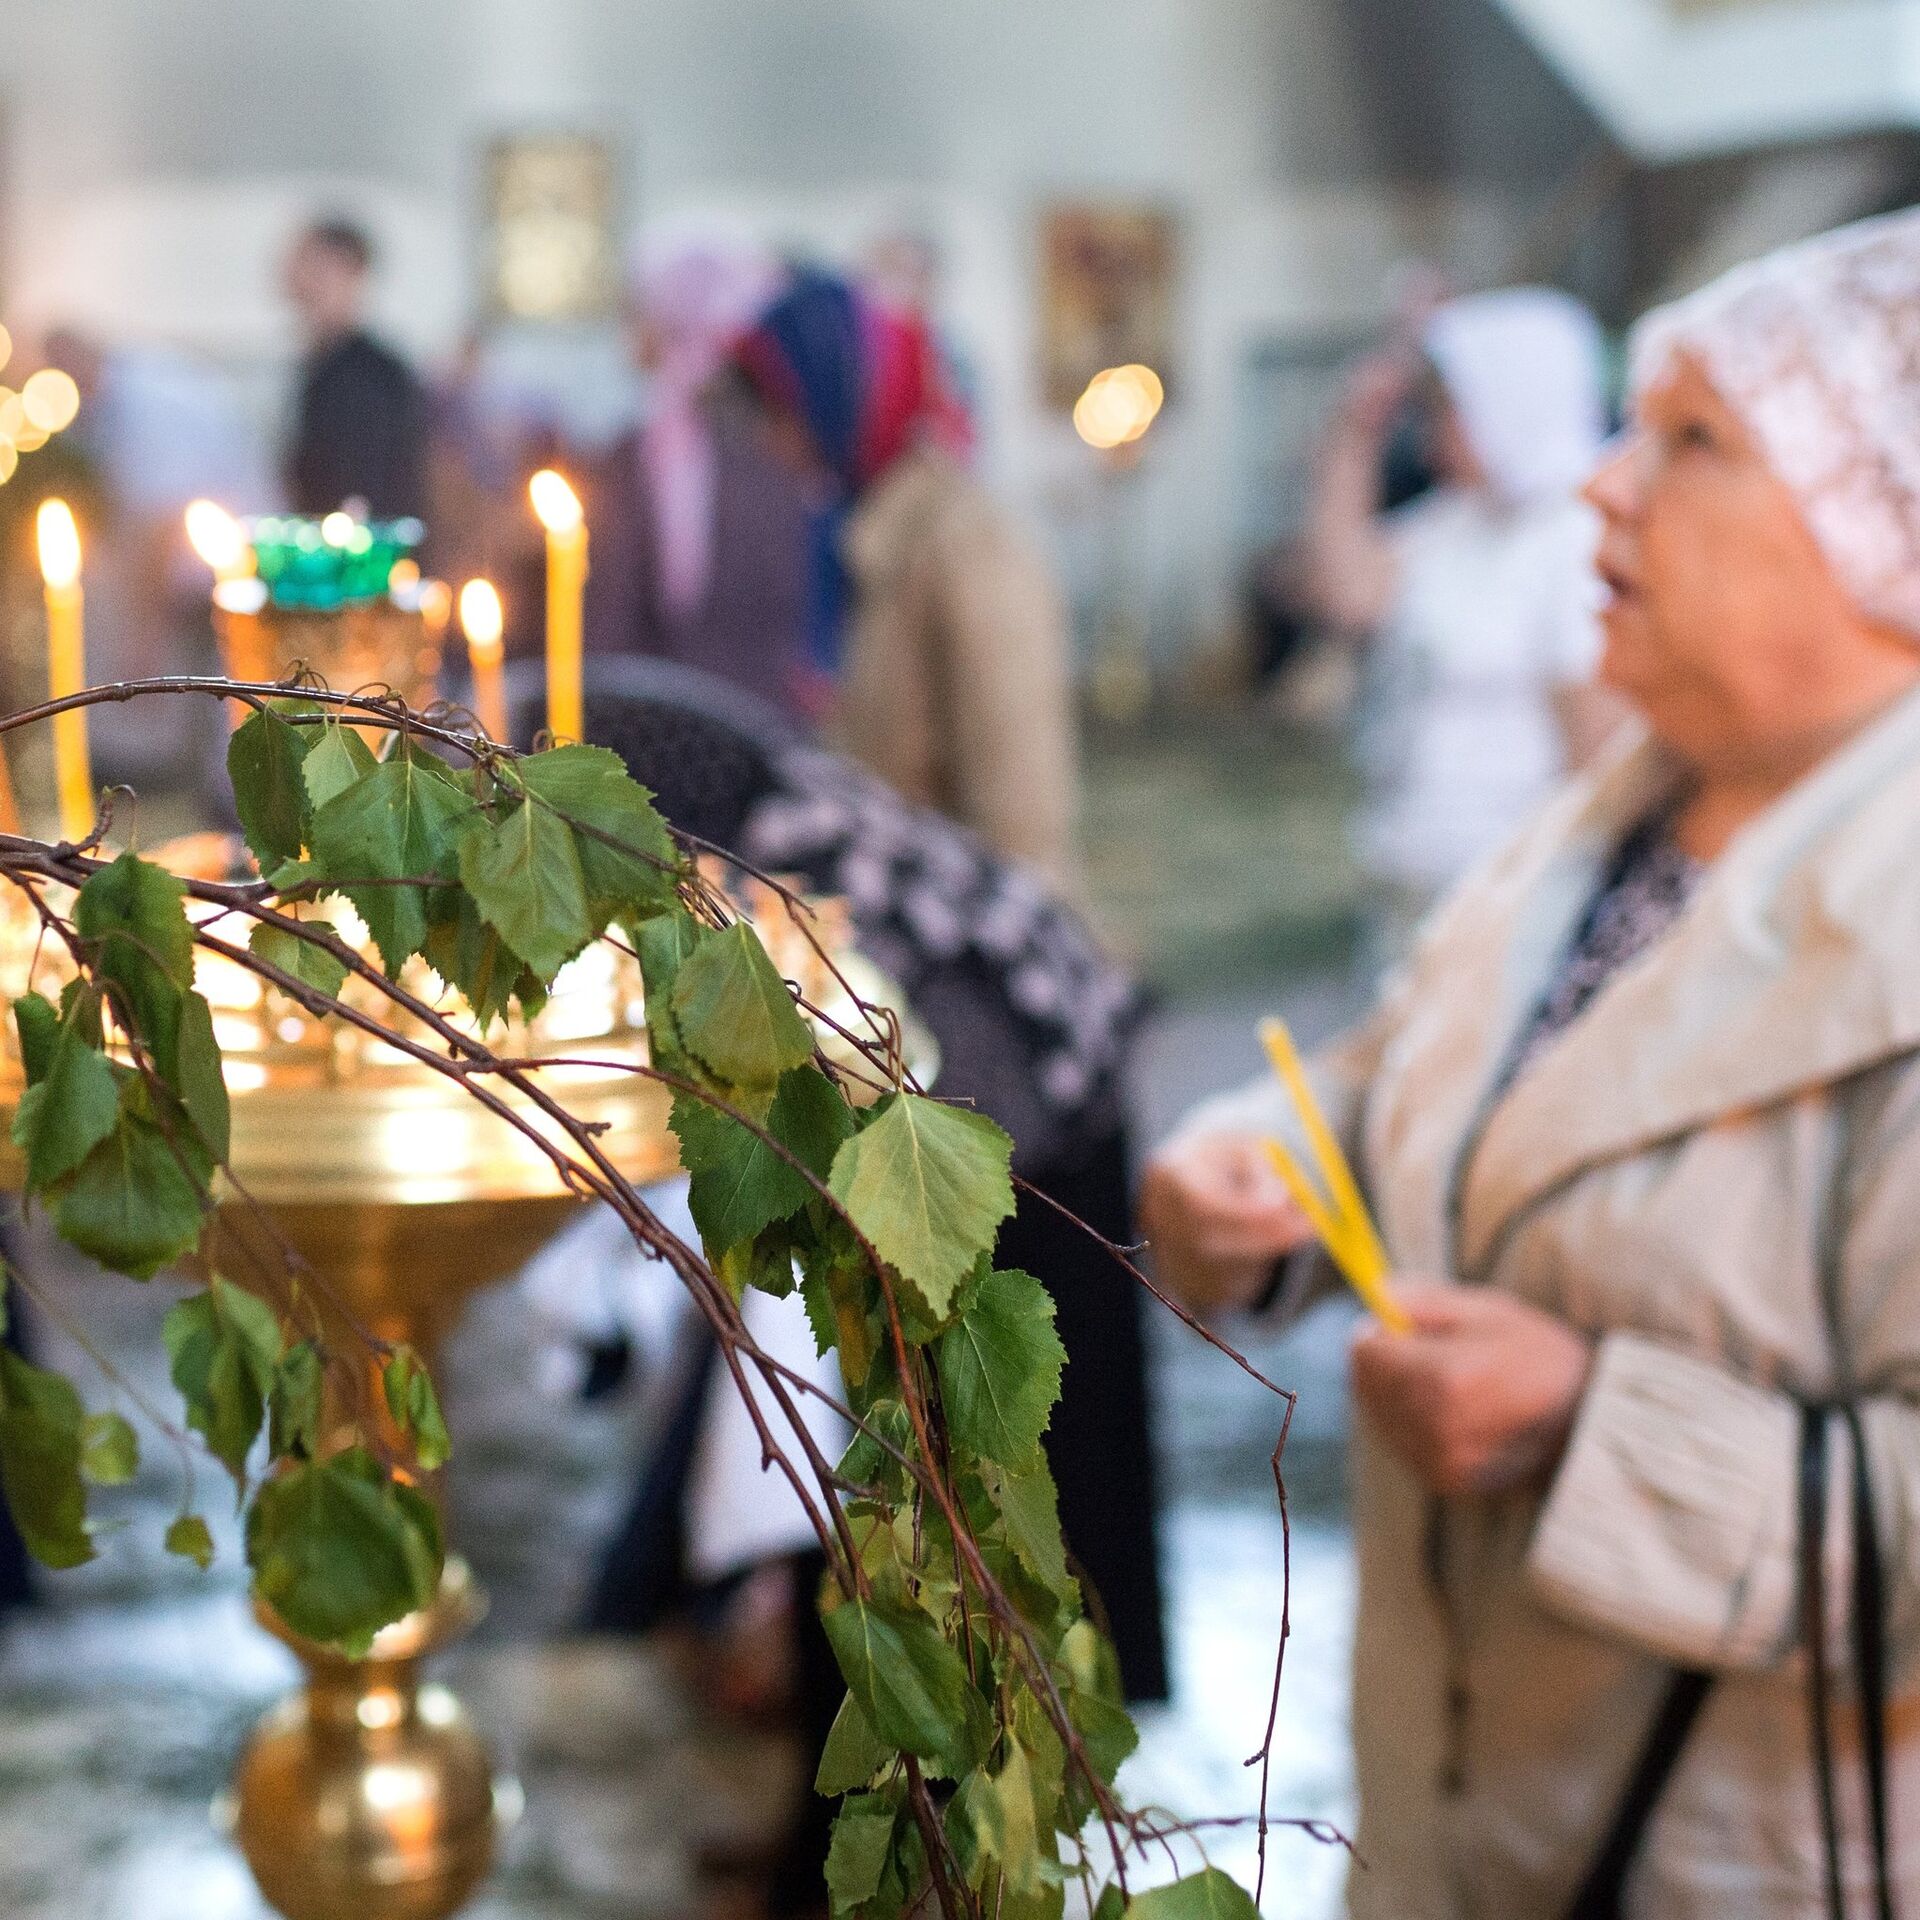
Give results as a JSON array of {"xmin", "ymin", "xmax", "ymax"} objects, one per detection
[
  {"xmin": 1630, "ymin": 205, "xmax": 1920, "ymax": 639},
  {"xmin": 1423, "ymin": 288, "xmax": 1609, "ymax": 507}
]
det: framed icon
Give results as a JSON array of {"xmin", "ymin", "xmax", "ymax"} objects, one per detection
[
  {"xmin": 1038, "ymin": 203, "xmax": 1180, "ymax": 411},
  {"xmin": 483, "ymin": 133, "xmax": 619, "ymax": 323}
]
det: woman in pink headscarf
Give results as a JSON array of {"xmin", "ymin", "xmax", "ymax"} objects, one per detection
[
  {"xmin": 580, "ymin": 223, "xmax": 814, "ymax": 715},
  {"xmin": 1144, "ymin": 210, "xmax": 1920, "ymax": 1917}
]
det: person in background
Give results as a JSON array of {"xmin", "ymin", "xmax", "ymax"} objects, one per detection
[
  {"xmin": 281, "ymin": 215, "xmax": 428, "ymax": 521},
  {"xmin": 1302, "ymin": 287, "xmax": 1620, "ymax": 931},
  {"xmin": 734, "ymin": 270, "xmax": 1078, "ymax": 888},
  {"xmin": 580, "ymin": 225, "xmax": 813, "ymax": 716},
  {"xmin": 1141, "ymin": 209, "xmax": 1920, "ymax": 1918}
]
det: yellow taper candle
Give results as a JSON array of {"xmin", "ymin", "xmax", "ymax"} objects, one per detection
[
  {"xmin": 458, "ymin": 578, "xmax": 508, "ymax": 741},
  {"xmin": 36, "ymin": 499, "xmax": 92, "ymax": 844},
  {"xmin": 528, "ymin": 468, "xmax": 587, "ymax": 742}
]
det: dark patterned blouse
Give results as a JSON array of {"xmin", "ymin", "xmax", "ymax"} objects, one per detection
[{"xmin": 1500, "ymin": 807, "xmax": 1703, "ymax": 1090}]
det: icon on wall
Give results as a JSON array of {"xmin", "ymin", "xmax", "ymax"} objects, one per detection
[
  {"xmin": 1038, "ymin": 203, "xmax": 1180, "ymax": 412},
  {"xmin": 483, "ymin": 133, "xmax": 620, "ymax": 323}
]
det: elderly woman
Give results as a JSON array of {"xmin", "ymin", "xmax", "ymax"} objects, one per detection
[{"xmin": 1142, "ymin": 210, "xmax": 1920, "ymax": 1918}]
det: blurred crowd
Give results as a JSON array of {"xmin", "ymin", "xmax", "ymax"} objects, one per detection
[{"xmin": 2, "ymin": 207, "xmax": 1623, "ymax": 913}]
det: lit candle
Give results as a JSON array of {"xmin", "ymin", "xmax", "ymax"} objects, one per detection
[
  {"xmin": 528, "ymin": 468, "xmax": 587, "ymax": 742},
  {"xmin": 184, "ymin": 498, "xmax": 252, "ymax": 583},
  {"xmin": 458, "ymin": 579, "xmax": 508, "ymax": 741},
  {"xmin": 36, "ymin": 499, "xmax": 91, "ymax": 844}
]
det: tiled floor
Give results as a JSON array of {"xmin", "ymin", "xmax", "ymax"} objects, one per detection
[{"xmin": 0, "ymin": 713, "xmax": 1378, "ymax": 1919}]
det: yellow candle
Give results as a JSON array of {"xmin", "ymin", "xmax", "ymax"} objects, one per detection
[
  {"xmin": 36, "ymin": 499, "xmax": 91, "ymax": 844},
  {"xmin": 528, "ymin": 468, "xmax": 587, "ymax": 742},
  {"xmin": 458, "ymin": 578, "xmax": 508, "ymax": 741},
  {"xmin": 0, "ymin": 736, "xmax": 21, "ymax": 837}
]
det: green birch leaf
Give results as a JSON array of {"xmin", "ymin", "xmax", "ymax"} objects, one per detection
[
  {"xmin": 264, "ymin": 856, "xmax": 324, "ymax": 896},
  {"xmin": 245, "ymin": 1445, "xmax": 443, "ymax": 1651},
  {"xmin": 300, "ymin": 721, "xmax": 377, "ymax": 812},
  {"xmin": 174, "ymin": 990, "xmax": 231, "ymax": 1164},
  {"xmin": 228, "ymin": 705, "xmax": 313, "ymax": 865},
  {"xmin": 825, "ymin": 1792, "xmax": 898, "ymax": 1911},
  {"xmin": 1011, "ymin": 1687, "xmax": 1067, "ymax": 1829},
  {"xmin": 165, "ymin": 1512, "xmax": 214, "ymax": 1569},
  {"xmin": 935, "ymin": 1268, "xmax": 1063, "ymax": 1468},
  {"xmin": 1058, "ymin": 1620, "xmax": 1139, "ymax": 1793},
  {"xmin": 75, "ymin": 853, "xmax": 192, "ymax": 1074},
  {"xmin": 10, "ymin": 1020, "xmax": 119, "ymax": 1188},
  {"xmin": 513, "ymin": 743, "xmax": 679, "ymax": 921},
  {"xmin": 829, "ymin": 1096, "xmax": 1014, "ymax": 1320},
  {"xmin": 836, "ymin": 1399, "xmax": 914, "ymax": 1495},
  {"xmin": 822, "ymin": 1596, "xmax": 989, "ymax": 1780},
  {"xmin": 0, "ymin": 1348, "xmax": 93, "ymax": 1568},
  {"xmin": 307, "ymin": 739, "xmax": 478, "ymax": 972},
  {"xmin": 1124, "ymin": 1870, "xmax": 1262, "ymax": 1920},
  {"xmin": 79, "ymin": 1410, "xmax": 138, "ymax": 1485},
  {"xmin": 76, "ymin": 851, "xmax": 193, "ymax": 986},
  {"xmin": 164, "ymin": 1280, "xmax": 283, "ymax": 1486},
  {"xmin": 671, "ymin": 921, "xmax": 814, "ymax": 1089},
  {"xmin": 635, "ymin": 912, "xmax": 701, "ymax": 1073},
  {"xmin": 672, "ymin": 1066, "xmax": 854, "ymax": 1258},
  {"xmin": 966, "ymin": 1744, "xmax": 1047, "ymax": 1894},
  {"xmin": 13, "ymin": 990, "xmax": 59, "ymax": 1085},
  {"xmin": 56, "ymin": 1098, "xmax": 207, "ymax": 1279},
  {"xmin": 268, "ymin": 1341, "xmax": 325, "ymax": 1461},
  {"xmin": 982, "ymin": 1454, "xmax": 1073, "ymax": 1597},
  {"xmin": 1093, "ymin": 1889, "xmax": 1126, "ymax": 1920},
  {"xmin": 420, "ymin": 891, "xmax": 532, "ymax": 1028},
  {"xmin": 248, "ymin": 920, "xmax": 350, "ymax": 1002},
  {"xmin": 816, "ymin": 1690, "xmax": 890, "ymax": 1795},
  {"xmin": 382, "ymin": 1345, "xmax": 451, "ymax": 1471},
  {"xmin": 457, "ymin": 798, "xmax": 592, "ymax": 981}
]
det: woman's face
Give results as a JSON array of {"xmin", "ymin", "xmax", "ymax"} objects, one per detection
[{"xmin": 1585, "ymin": 349, "xmax": 1920, "ymax": 778}]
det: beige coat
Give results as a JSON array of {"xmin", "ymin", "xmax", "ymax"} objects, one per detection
[
  {"xmin": 1179, "ymin": 688, "xmax": 1920, "ymax": 1917},
  {"xmin": 836, "ymin": 448, "xmax": 1078, "ymax": 887}
]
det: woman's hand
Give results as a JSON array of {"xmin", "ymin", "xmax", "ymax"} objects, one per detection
[
  {"xmin": 1138, "ymin": 1132, "xmax": 1315, "ymax": 1318},
  {"xmin": 1350, "ymin": 1281, "xmax": 1594, "ymax": 1496}
]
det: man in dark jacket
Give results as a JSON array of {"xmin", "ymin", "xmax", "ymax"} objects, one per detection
[{"xmin": 281, "ymin": 216, "xmax": 428, "ymax": 521}]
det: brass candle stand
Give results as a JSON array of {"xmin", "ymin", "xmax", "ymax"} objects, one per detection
[
  {"xmin": 196, "ymin": 930, "xmax": 677, "ymax": 1920},
  {"xmin": 212, "ymin": 582, "xmax": 448, "ymax": 728}
]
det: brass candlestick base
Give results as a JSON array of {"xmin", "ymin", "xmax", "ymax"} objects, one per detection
[
  {"xmin": 232, "ymin": 1558, "xmax": 507, "ymax": 1920},
  {"xmin": 214, "ymin": 596, "xmax": 445, "ymax": 711}
]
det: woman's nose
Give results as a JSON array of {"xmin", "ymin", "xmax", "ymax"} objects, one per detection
[{"xmin": 1581, "ymin": 436, "xmax": 1642, "ymax": 521}]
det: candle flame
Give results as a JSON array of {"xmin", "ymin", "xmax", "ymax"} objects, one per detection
[
  {"xmin": 528, "ymin": 468, "xmax": 583, "ymax": 533},
  {"xmin": 459, "ymin": 578, "xmax": 504, "ymax": 652},
  {"xmin": 184, "ymin": 499, "xmax": 249, "ymax": 578},
  {"xmin": 36, "ymin": 499, "xmax": 80, "ymax": 590}
]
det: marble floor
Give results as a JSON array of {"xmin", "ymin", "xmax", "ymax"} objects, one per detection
[{"xmin": 0, "ymin": 710, "xmax": 1379, "ymax": 1919}]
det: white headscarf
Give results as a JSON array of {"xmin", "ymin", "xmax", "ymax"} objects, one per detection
[
  {"xmin": 1424, "ymin": 287, "xmax": 1609, "ymax": 507},
  {"xmin": 1629, "ymin": 205, "xmax": 1920, "ymax": 639}
]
